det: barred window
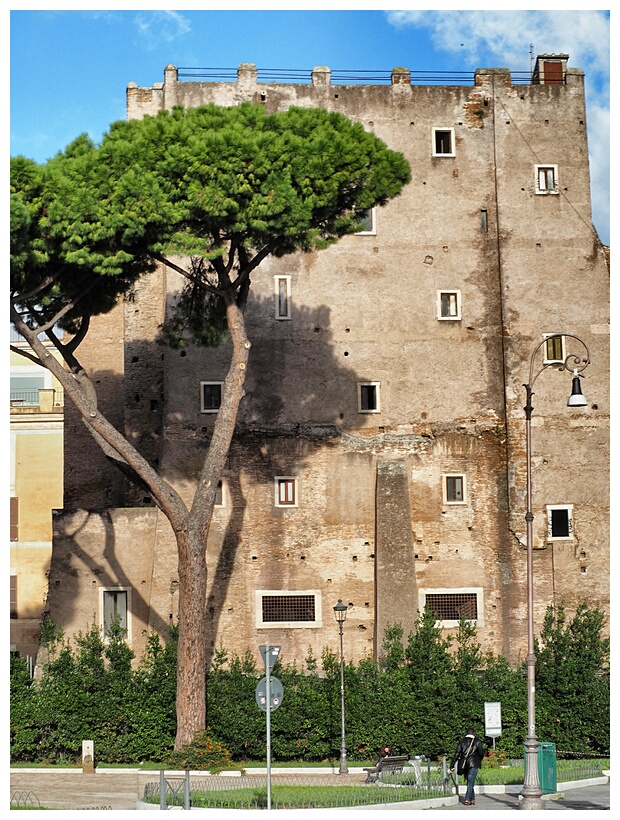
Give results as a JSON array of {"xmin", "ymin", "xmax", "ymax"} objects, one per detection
[
  {"xmin": 256, "ymin": 590, "xmax": 322, "ymax": 628},
  {"xmin": 263, "ymin": 595, "xmax": 315, "ymax": 623},
  {"xmin": 419, "ymin": 588, "xmax": 484, "ymax": 626},
  {"xmin": 425, "ymin": 592, "xmax": 478, "ymax": 621}
]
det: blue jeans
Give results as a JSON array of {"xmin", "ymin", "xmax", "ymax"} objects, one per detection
[{"xmin": 465, "ymin": 766, "xmax": 479, "ymax": 801}]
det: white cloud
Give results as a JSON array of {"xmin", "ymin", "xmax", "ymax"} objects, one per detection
[
  {"xmin": 386, "ymin": 9, "xmax": 610, "ymax": 244},
  {"xmin": 134, "ymin": 10, "xmax": 191, "ymax": 51}
]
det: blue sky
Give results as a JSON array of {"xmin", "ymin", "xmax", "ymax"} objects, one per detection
[{"xmin": 8, "ymin": 6, "xmax": 611, "ymax": 244}]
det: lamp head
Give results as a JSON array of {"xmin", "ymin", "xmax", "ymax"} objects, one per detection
[
  {"xmin": 567, "ymin": 371, "xmax": 588, "ymax": 407},
  {"xmin": 333, "ymin": 598, "xmax": 348, "ymax": 624}
]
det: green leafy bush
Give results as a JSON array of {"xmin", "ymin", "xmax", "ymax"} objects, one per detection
[{"xmin": 165, "ymin": 731, "xmax": 240, "ymax": 772}]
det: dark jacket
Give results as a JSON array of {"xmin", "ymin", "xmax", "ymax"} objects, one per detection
[{"xmin": 451, "ymin": 734, "xmax": 484, "ymax": 771}]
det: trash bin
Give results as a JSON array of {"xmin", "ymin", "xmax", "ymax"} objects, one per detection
[
  {"xmin": 523, "ymin": 742, "xmax": 557, "ymax": 794},
  {"xmin": 538, "ymin": 742, "xmax": 557, "ymax": 794}
]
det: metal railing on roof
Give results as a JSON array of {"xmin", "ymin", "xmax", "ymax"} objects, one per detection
[{"xmin": 177, "ymin": 67, "xmax": 538, "ymax": 86}]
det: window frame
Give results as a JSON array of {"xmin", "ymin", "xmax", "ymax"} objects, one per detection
[
  {"xmin": 10, "ymin": 573, "xmax": 18, "ymax": 619},
  {"xmin": 255, "ymin": 589, "xmax": 323, "ymax": 629},
  {"xmin": 535, "ymin": 164, "xmax": 559, "ymax": 195},
  {"xmin": 274, "ymin": 275, "xmax": 292, "ymax": 320},
  {"xmin": 546, "ymin": 504, "xmax": 574, "ymax": 541},
  {"xmin": 443, "ymin": 473, "xmax": 467, "ymax": 505},
  {"xmin": 432, "ymin": 127, "xmax": 456, "ymax": 157},
  {"xmin": 355, "ymin": 208, "xmax": 377, "ymax": 235},
  {"xmin": 437, "ymin": 290, "xmax": 462, "ymax": 321},
  {"xmin": 214, "ymin": 478, "xmax": 228, "ymax": 507},
  {"xmin": 543, "ymin": 333, "xmax": 566, "ymax": 365},
  {"xmin": 200, "ymin": 381, "xmax": 224, "ymax": 414},
  {"xmin": 419, "ymin": 587, "xmax": 484, "ymax": 628},
  {"xmin": 274, "ymin": 476, "xmax": 298, "ymax": 508},
  {"xmin": 358, "ymin": 381, "xmax": 381, "ymax": 414},
  {"xmin": 99, "ymin": 586, "xmax": 132, "ymax": 642}
]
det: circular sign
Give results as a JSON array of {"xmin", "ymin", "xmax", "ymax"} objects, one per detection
[{"xmin": 255, "ymin": 676, "xmax": 284, "ymax": 711}]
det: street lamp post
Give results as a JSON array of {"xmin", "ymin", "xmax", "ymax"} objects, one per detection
[
  {"xmin": 333, "ymin": 599, "xmax": 349, "ymax": 775},
  {"xmin": 520, "ymin": 333, "xmax": 589, "ymax": 810}
]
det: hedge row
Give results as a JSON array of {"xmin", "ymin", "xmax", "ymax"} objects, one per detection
[{"xmin": 10, "ymin": 604, "xmax": 609, "ymax": 765}]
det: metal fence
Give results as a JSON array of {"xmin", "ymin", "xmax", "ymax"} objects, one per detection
[{"xmin": 143, "ymin": 767, "xmax": 453, "ymax": 809}]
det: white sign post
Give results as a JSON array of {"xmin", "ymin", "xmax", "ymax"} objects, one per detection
[{"xmin": 484, "ymin": 702, "xmax": 502, "ymax": 749}]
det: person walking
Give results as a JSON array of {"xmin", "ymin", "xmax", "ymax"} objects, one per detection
[{"xmin": 450, "ymin": 727, "xmax": 484, "ymax": 805}]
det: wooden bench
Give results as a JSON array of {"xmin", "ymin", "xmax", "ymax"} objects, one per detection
[{"xmin": 363, "ymin": 755, "xmax": 410, "ymax": 783}]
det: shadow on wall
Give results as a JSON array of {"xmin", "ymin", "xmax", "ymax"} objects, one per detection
[{"xmin": 48, "ymin": 292, "xmax": 376, "ymax": 667}]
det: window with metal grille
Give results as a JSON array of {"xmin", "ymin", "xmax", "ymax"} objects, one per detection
[
  {"xmin": 201, "ymin": 382, "xmax": 223, "ymax": 413},
  {"xmin": 425, "ymin": 592, "xmax": 478, "ymax": 622},
  {"xmin": 262, "ymin": 594, "xmax": 316, "ymax": 623}
]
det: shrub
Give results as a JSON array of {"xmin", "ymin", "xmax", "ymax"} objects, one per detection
[{"xmin": 165, "ymin": 731, "xmax": 240, "ymax": 772}]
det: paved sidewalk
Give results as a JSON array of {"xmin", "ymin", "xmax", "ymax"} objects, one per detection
[{"xmin": 9, "ymin": 768, "xmax": 611, "ymax": 811}]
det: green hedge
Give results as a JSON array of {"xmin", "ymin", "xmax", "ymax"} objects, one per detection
[{"xmin": 10, "ymin": 604, "xmax": 609, "ymax": 765}]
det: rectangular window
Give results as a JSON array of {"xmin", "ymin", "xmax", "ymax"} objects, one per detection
[
  {"xmin": 214, "ymin": 479, "xmax": 225, "ymax": 507},
  {"xmin": 543, "ymin": 334, "xmax": 565, "ymax": 364},
  {"xmin": 256, "ymin": 590, "xmax": 322, "ymax": 628},
  {"xmin": 358, "ymin": 382, "xmax": 381, "ymax": 413},
  {"xmin": 419, "ymin": 588, "xmax": 484, "ymax": 627},
  {"xmin": 10, "ymin": 497, "xmax": 18, "ymax": 541},
  {"xmin": 480, "ymin": 210, "xmax": 488, "ymax": 233},
  {"xmin": 355, "ymin": 208, "xmax": 376, "ymax": 235},
  {"xmin": 546, "ymin": 505, "xmax": 574, "ymax": 540},
  {"xmin": 201, "ymin": 382, "xmax": 223, "ymax": 413},
  {"xmin": 432, "ymin": 128, "xmax": 455, "ymax": 157},
  {"xmin": 535, "ymin": 165, "xmax": 558, "ymax": 194},
  {"xmin": 437, "ymin": 290, "xmax": 461, "ymax": 320},
  {"xmin": 100, "ymin": 588, "xmax": 130, "ymax": 640},
  {"xmin": 443, "ymin": 474, "xmax": 466, "ymax": 504},
  {"xmin": 10, "ymin": 575, "xmax": 17, "ymax": 619},
  {"xmin": 275, "ymin": 477, "xmax": 298, "ymax": 507},
  {"xmin": 274, "ymin": 276, "xmax": 291, "ymax": 320}
]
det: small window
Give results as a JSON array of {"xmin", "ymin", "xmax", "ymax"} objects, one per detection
[
  {"xmin": 256, "ymin": 590, "xmax": 322, "ymax": 628},
  {"xmin": 215, "ymin": 479, "xmax": 226, "ymax": 507},
  {"xmin": 432, "ymin": 128, "xmax": 455, "ymax": 157},
  {"xmin": 100, "ymin": 588, "xmax": 130, "ymax": 640},
  {"xmin": 535, "ymin": 165, "xmax": 558, "ymax": 194},
  {"xmin": 543, "ymin": 334, "xmax": 565, "ymax": 365},
  {"xmin": 275, "ymin": 276, "xmax": 291, "ymax": 320},
  {"xmin": 443, "ymin": 474, "xmax": 466, "ymax": 504},
  {"xmin": 546, "ymin": 505, "xmax": 573, "ymax": 540},
  {"xmin": 10, "ymin": 575, "xmax": 17, "ymax": 619},
  {"xmin": 419, "ymin": 587, "xmax": 484, "ymax": 627},
  {"xmin": 275, "ymin": 477, "xmax": 298, "ymax": 508},
  {"xmin": 437, "ymin": 290, "xmax": 461, "ymax": 320},
  {"xmin": 358, "ymin": 382, "xmax": 380, "ymax": 413},
  {"xmin": 10, "ymin": 497, "xmax": 18, "ymax": 541},
  {"xmin": 201, "ymin": 382, "xmax": 223, "ymax": 413},
  {"xmin": 355, "ymin": 208, "xmax": 376, "ymax": 235},
  {"xmin": 480, "ymin": 210, "xmax": 488, "ymax": 233}
]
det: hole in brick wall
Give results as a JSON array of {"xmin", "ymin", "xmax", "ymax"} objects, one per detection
[
  {"xmin": 180, "ymin": 351, "xmax": 187, "ymax": 357},
  {"xmin": 352, "ymin": 555, "xmax": 358, "ymax": 561},
  {"xmin": 131, "ymin": 356, "xmax": 139, "ymax": 363}
]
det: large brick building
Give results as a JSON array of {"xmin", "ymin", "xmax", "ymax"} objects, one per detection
[{"xmin": 44, "ymin": 55, "xmax": 609, "ymax": 670}]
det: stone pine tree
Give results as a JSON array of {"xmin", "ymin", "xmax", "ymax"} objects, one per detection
[{"xmin": 10, "ymin": 102, "xmax": 411, "ymax": 749}]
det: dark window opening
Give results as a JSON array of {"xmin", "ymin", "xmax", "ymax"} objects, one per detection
[
  {"xmin": 202, "ymin": 383, "xmax": 222, "ymax": 412},
  {"xmin": 434, "ymin": 130, "xmax": 453, "ymax": 154},
  {"xmin": 446, "ymin": 476, "xmax": 464, "ymax": 502},
  {"xmin": 550, "ymin": 508, "xmax": 570, "ymax": 538},
  {"xmin": 360, "ymin": 384, "xmax": 378, "ymax": 411}
]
